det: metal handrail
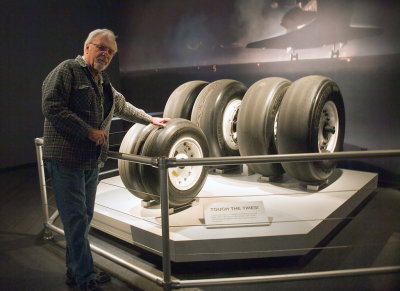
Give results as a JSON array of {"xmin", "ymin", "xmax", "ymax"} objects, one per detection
[
  {"xmin": 174, "ymin": 265, "xmax": 400, "ymax": 287},
  {"xmin": 109, "ymin": 148, "xmax": 400, "ymax": 167}
]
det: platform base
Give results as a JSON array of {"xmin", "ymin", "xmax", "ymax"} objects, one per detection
[{"xmin": 91, "ymin": 169, "xmax": 377, "ymax": 262}]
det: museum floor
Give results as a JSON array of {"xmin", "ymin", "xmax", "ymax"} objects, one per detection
[{"xmin": 0, "ymin": 164, "xmax": 399, "ymax": 291}]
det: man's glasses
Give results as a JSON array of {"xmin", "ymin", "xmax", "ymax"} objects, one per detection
[{"xmin": 90, "ymin": 43, "xmax": 116, "ymax": 56}]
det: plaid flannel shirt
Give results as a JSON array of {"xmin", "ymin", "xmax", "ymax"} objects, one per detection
[{"xmin": 42, "ymin": 55, "xmax": 152, "ymax": 169}]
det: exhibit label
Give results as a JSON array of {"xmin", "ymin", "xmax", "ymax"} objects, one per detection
[{"xmin": 204, "ymin": 201, "xmax": 269, "ymax": 228}]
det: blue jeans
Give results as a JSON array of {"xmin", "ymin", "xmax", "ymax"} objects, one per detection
[{"xmin": 46, "ymin": 160, "xmax": 99, "ymax": 286}]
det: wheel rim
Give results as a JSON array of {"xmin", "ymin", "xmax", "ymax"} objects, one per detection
[
  {"xmin": 222, "ymin": 98, "xmax": 241, "ymax": 151},
  {"xmin": 318, "ymin": 101, "xmax": 339, "ymax": 153},
  {"xmin": 274, "ymin": 109, "xmax": 280, "ymax": 144},
  {"xmin": 168, "ymin": 137, "xmax": 204, "ymax": 191}
]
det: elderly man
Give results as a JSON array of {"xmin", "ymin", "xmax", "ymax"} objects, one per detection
[{"xmin": 42, "ymin": 28, "xmax": 168, "ymax": 290}]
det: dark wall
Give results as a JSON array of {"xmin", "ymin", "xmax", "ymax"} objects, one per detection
[
  {"xmin": 0, "ymin": 0, "xmax": 123, "ymax": 168},
  {"xmin": 118, "ymin": 0, "xmax": 400, "ymax": 70}
]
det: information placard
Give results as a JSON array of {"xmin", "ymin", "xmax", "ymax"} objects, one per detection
[{"xmin": 204, "ymin": 201, "xmax": 269, "ymax": 228}]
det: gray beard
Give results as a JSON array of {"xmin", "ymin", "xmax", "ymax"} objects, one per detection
[{"xmin": 94, "ymin": 61, "xmax": 107, "ymax": 72}]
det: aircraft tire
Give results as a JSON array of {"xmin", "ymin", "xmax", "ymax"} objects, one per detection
[
  {"xmin": 191, "ymin": 79, "xmax": 247, "ymax": 164},
  {"xmin": 163, "ymin": 80, "xmax": 209, "ymax": 119},
  {"xmin": 118, "ymin": 123, "xmax": 158, "ymax": 200},
  {"xmin": 237, "ymin": 77, "xmax": 291, "ymax": 177},
  {"xmin": 277, "ymin": 75, "xmax": 345, "ymax": 183}
]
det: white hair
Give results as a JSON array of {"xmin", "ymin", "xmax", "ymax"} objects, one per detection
[{"xmin": 84, "ymin": 28, "xmax": 118, "ymax": 52}]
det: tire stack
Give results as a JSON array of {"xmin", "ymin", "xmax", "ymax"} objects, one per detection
[
  {"xmin": 118, "ymin": 119, "xmax": 209, "ymax": 208},
  {"xmin": 238, "ymin": 75, "xmax": 345, "ymax": 183},
  {"xmin": 168, "ymin": 79, "xmax": 248, "ymax": 170},
  {"xmin": 118, "ymin": 75, "xmax": 345, "ymax": 207}
]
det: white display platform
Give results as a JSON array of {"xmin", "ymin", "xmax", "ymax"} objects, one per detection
[{"xmin": 91, "ymin": 169, "xmax": 378, "ymax": 262}]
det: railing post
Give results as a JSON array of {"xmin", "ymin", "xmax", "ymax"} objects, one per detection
[
  {"xmin": 158, "ymin": 156, "xmax": 172, "ymax": 291},
  {"xmin": 34, "ymin": 138, "xmax": 54, "ymax": 240}
]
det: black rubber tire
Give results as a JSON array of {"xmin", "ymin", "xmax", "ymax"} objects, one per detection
[
  {"xmin": 140, "ymin": 118, "xmax": 209, "ymax": 207},
  {"xmin": 277, "ymin": 75, "xmax": 345, "ymax": 182},
  {"xmin": 163, "ymin": 81, "xmax": 209, "ymax": 119},
  {"xmin": 237, "ymin": 77, "xmax": 291, "ymax": 177},
  {"xmin": 118, "ymin": 123, "xmax": 158, "ymax": 200},
  {"xmin": 191, "ymin": 79, "xmax": 247, "ymax": 158}
]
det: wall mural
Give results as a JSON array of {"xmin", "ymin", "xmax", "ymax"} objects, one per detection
[{"xmin": 119, "ymin": 0, "xmax": 397, "ymax": 72}]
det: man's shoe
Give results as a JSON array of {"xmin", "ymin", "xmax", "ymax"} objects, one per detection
[
  {"xmin": 65, "ymin": 269, "xmax": 76, "ymax": 286},
  {"xmin": 79, "ymin": 279, "xmax": 103, "ymax": 291},
  {"xmin": 66, "ymin": 270, "xmax": 110, "ymax": 286},
  {"xmin": 96, "ymin": 270, "xmax": 111, "ymax": 284}
]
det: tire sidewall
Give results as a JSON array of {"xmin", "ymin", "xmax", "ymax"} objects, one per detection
[
  {"xmin": 237, "ymin": 77, "xmax": 290, "ymax": 176},
  {"xmin": 309, "ymin": 79, "xmax": 345, "ymax": 178},
  {"xmin": 118, "ymin": 123, "xmax": 153, "ymax": 200}
]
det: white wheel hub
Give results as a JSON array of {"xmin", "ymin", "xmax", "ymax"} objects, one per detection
[
  {"xmin": 168, "ymin": 137, "xmax": 204, "ymax": 191},
  {"xmin": 222, "ymin": 98, "xmax": 241, "ymax": 150},
  {"xmin": 318, "ymin": 101, "xmax": 339, "ymax": 153}
]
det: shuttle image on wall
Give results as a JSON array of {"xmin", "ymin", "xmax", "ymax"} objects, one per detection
[{"xmin": 246, "ymin": 0, "xmax": 382, "ymax": 58}]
